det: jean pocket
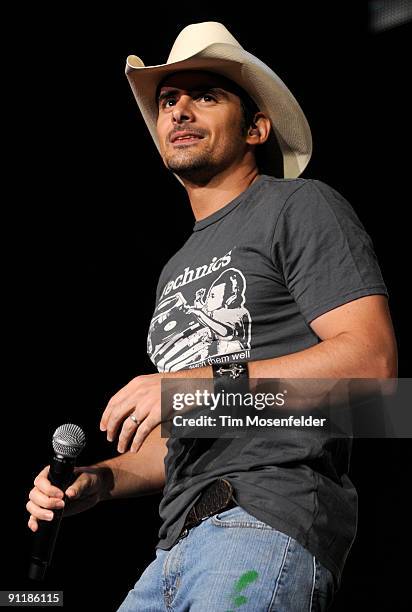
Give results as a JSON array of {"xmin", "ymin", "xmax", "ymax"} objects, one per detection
[
  {"xmin": 211, "ymin": 505, "xmax": 274, "ymax": 530},
  {"xmin": 310, "ymin": 557, "xmax": 336, "ymax": 611}
]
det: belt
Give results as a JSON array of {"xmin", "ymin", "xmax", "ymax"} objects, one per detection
[{"xmin": 177, "ymin": 478, "xmax": 237, "ymax": 540}]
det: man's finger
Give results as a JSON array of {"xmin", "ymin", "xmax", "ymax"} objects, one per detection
[
  {"xmin": 130, "ymin": 420, "xmax": 154, "ymax": 453},
  {"xmin": 63, "ymin": 492, "xmax": 100, "ymax": 517},
  {"xmin": 100, "ymin": 399, "xmax": 117, "ymax": 431},
  {"xmin": 28, "ymin": 515, "xmax": 38, "ymax": 532},
  {"xmin": 26, "ymin": 500, "xmax": 55, "ymax": 522},
  {"xmin": 117, "ymin": 417, "xmax": 141, "ymax": 454},
  {"xmin": 64, "ymin": 472, "xmax": 94, "ymax": 499},
  {"xmin": 100, "ymin": 377, "xmax": 142, "ymax": 431},
  {"xmin": 100, "ymin": 396, "xmax": 127, "ymax": 431},
  {"xmin": 105, "ymin": 404, "xmax": 137, "ymax": 442},
  {"xmin": 29, "ymin": 488, "xmax": 65, "ymax": 511},
  {"xmin": 33, "ymin": 466, "xmax": 64, "ymax": 499}
]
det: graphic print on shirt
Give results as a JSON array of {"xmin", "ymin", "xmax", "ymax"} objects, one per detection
[{"xmin": 147, "ymin": 252, "xmax": 251, "ymax": 371}]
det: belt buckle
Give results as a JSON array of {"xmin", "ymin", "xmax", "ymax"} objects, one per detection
[
  {"xmin": 179, "ymin": 478, "xmax": 234, "ymax": 540},
  {"xmin": 196, "ymin": 478, "xmax": 234, "ymax": 520},
  {"xmin": 179, "ymin": 527, "xmax": 189, "ymax": 540}
]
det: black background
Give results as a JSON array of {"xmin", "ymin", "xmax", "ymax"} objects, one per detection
[{"xmin": 4, "ymin": 3, "xmax": 411, "ymax": 610}]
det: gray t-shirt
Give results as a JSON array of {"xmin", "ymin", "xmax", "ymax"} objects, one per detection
[{"xmin": 147, "ymin": 174, "xmax": 389, "ymax": 591}]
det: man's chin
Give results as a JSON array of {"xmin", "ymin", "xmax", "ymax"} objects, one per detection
[{"xmin": 166, "ymin": 160, "xmax": 217, "ymax": 184}]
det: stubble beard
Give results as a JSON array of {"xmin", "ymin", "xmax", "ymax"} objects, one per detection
[
  {"xmin": 165, "ymin": 139, "xmax": 242, "ymax": 185},
  {"xmin": 165, "ymin": 145, "xmax": 221, "ymax": 184}
]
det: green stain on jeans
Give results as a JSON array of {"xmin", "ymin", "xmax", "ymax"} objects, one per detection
[
  {"xmin": 226, "ymin": 570, "xmax": 259, "ymax": 608},
  {"xmin": 233, "ymin": 570, "xmax": 259, "ymax": 593}
]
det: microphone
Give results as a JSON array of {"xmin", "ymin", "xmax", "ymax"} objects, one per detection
[{"xmin": 28, "ymin": 423, "xmax": 86, "ymax": 581}]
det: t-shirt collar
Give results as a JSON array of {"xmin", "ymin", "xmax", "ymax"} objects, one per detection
[{"xmin": 192, "ymin": 174, "xmax": 267, "ymax": 232}]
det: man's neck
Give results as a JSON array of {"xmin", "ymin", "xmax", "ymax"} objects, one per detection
[{"xmin": 182, "ymin": 167, "xmax": 261, "ymax": 222}]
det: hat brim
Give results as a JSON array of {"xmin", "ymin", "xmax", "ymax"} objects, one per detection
[{"xmin": 125, "ymin": 42, "xmax": 312, "ymax": 183}]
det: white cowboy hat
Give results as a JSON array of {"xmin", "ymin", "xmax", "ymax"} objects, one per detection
[{"xmin": 125, "ymin": 21, "xmax": 312, "ymax": 186}]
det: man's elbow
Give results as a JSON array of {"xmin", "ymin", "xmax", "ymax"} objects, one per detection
[{"xmin": 375, "ymin": 342, "xmax": 398, "ymax": 378}]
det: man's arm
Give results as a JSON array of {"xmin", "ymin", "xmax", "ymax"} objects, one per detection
[
  {"xmin": 94, "ymin": 424, "xmax": 168, "ymax": 500},
  {"xmin": 169, "ymin": 295, "xmax": 398, "ymax": 380},
  {"xmin": 98, "ymin": 295, "xmax": 398, "ymax": 456},
  {"xmin": 27, "ymin": 424, "xmax": 168, "ymax": 530}
]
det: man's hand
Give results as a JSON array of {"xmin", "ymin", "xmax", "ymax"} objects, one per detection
[
  {"xmin": 100, "ymin": 367, "xmax": 213, "ymax": 454},
  {"xmin": 26, "ymin": 426, "xmax": 168, "ymax": 531},
  {"xmin": 27, "ymin": 465, "xmax": 111, "ymax": 532},
  {"xmin": 100, "ymin": 374, "xmax": 164, "ymax": 454}
]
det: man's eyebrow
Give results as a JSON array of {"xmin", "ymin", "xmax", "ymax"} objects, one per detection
[
  {"xmin": 157, "ymin": 87, "xmax": 229, "ymax": 103},
  {"xmin": 157, "ymin": 88, "xmax": 179, "ymax": 103}
]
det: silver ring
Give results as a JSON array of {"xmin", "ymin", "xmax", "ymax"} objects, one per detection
[{"xmin": 129, "ymin": 415, "xmax": 140, "ymax": 426}]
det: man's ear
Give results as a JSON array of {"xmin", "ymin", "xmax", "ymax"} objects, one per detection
[{"xmin": 247, "ymin": 113, "xmax": 271, "ymax": 144}]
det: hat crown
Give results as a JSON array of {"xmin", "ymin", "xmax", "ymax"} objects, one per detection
[{"xmin": 167, "ymin": 21, "xmax": 243, "ymax": 64}]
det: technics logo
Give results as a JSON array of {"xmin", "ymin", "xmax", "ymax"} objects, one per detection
[{"xmin": 159, "ymin": 250, "xmax": 233, "ymax": 300}]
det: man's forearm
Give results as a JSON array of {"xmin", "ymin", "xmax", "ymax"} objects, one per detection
[
  {"xmin": 93, "ymin": 424, "xmax": 168, "ymax": 501},
  {"xmin": 164, "ymin": 331, "xmax": 395, "ymax": 380},
  {"xmin": 161, "ymin": 332, "xmax": 395, "ymax": 411}
]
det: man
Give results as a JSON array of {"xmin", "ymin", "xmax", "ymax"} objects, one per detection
[{"xmin": 26, "ymin": 22, "xmax": 397, "ymax": 611}]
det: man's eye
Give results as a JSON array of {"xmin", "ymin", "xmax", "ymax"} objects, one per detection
[
  {"xmin": 197, "ymin": 93, "xmax": 216, "ymax": 102},
  {"xmin": 161, "ymin": 93, "xmax": 216, "ymax": 108}
]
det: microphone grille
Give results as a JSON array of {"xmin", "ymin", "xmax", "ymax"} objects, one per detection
[{"xmin": 52, "ymin": 424, "xmax": 86, "ymax": 458}]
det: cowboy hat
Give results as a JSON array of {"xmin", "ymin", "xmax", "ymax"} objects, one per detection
[{"xmin": 125, "ymin": 21, "xmax": 312, "ymax": 186}]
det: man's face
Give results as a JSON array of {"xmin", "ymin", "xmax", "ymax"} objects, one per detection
[
  {"xmin": 206, "ymin": 283, "xmax": 226, "ymax": 311},
  {"xmin": 156, "ymin": 70, "xmax": 249, "ymax": 183}
]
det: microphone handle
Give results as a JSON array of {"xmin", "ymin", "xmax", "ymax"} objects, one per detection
[{"xmin": 28, "ymin": 455, "xmax": 76, "ymax": 581}]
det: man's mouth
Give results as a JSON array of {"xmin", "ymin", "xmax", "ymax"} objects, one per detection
[
  {"xmin": 172, "ymin": 136, "xmax": 203, "ymax": 145},
  {"xmin": 171, "ymin": 132, "xmax": 205, "ymax": 145}
]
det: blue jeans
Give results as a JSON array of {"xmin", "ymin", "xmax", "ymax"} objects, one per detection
[{"xmin": 117, "ymin": 505, "xmax": 335, "ymax": 611}]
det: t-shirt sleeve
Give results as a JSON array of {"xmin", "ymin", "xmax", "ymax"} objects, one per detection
[{"xmin": 271, "ymin": 179, "xmax": 389, "ymax": 325}]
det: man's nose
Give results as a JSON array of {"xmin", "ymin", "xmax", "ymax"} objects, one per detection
[{"xmin": 172, "ymin": 95, "xmax": 194, "ymax": 122}]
